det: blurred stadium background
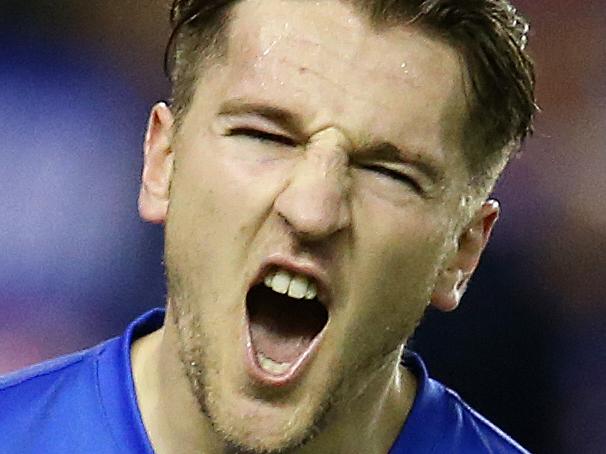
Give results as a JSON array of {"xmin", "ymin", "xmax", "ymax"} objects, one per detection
[{"xmin": 1, "ymin": 1, "xmax": 604, "ymax": 453}]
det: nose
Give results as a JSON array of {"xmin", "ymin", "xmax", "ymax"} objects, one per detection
[{"xmin": 274, "ymin": 134, "xmax": 351, "ymax": 242}]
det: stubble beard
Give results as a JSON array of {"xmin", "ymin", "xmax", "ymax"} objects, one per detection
[
  {"xmin": 165, "ymin": 248, "xmax": 429, "ymax": 454},
  {"xmin": 167, "ymin": 283, "xmax": 340, "ymax": 454}
]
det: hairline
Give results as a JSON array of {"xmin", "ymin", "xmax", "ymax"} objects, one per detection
[{"xmin": 170, "ymin": 0, "xmax": 521, "ymax": 197}]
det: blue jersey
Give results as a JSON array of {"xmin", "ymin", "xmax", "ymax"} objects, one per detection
[{"xmin": 0, "ymin": 309, "xmax": 529, "ymax": 453}]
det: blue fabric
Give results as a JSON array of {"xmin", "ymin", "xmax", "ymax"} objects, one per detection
[
  {"xmin": 0, "ymin": 309, "xmax": 529, "ymax": 453},
  {"xmin": 391, "ymin": 354, "xmax": 529, "ymax": 453}
]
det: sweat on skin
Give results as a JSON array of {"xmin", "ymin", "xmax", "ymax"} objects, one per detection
[{"xmin": 132, "ymin": 0, "xmax": 499, "ymax": 453}]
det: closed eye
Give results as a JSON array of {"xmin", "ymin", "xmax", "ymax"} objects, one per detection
[
  {"xmin": 228, "ymin": 127, "xmax": 296, "ymax": 147},
  {"xmin": 361, "ymin": 164, "xmax": 423, "ymax": 193}
]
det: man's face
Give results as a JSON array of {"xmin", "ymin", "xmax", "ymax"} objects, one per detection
[{"xmin": 152, "ymin": 0, "xmax": 478, "ymax": 451}]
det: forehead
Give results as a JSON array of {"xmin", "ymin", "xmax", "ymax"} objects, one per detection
[{"xmin": 211, "ymin": 0, "xmax": 467, "ymax": 165}]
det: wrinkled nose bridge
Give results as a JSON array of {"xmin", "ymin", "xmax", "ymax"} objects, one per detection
[
  {"xmin": 274, "ymin": 128, "xmax": 352, "ymax": 238},
  {"xmin": 303, "ymin": 135, "xmax": 349, "ymax": 178},
  {"xmin": 295, "ymin": 126, "xmax": 352, "ymax": 187}
]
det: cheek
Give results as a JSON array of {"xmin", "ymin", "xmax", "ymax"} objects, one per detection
[
  {"xmin": 165, "ymin": 135, "xmax": 302, "ymax": 294},
  {"xmin": 354, "ymin": 190, "xmax": 449, "ymax": 272},
  {"xmin": 170, "ymin": 135, "xmax": 294, "ymax": 234},
  {"xmin": 347, "ymin": 196, "xmax": 449, "ymax": 330}
]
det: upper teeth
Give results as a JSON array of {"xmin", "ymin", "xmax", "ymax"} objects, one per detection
[{"xmin": 264, "ymin": 269, "xmax": 318, "ymax": 300}]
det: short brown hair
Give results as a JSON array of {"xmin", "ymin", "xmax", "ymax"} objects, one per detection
[{"xmin": 165, "ymin": 0, "xmax": 537, "ymax": 183}]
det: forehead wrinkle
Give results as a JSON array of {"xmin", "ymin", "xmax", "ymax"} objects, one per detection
[
  {"xmin": 279, "ymin": 55, "xmax": 396, "ymax": 113},
  {"xmin": 233, "ymin": 3, "xmax": 461, "ymax": 86},
  {"xmin": 227, "ymin": 0, "xmax": 463, "ymax": 99},
  {"xmin": 272, "ymin": 34, "xmax": 425, "ymax": 91},
  {"xmin": 229, "ymin": 2, "xmax": 389, "ymax": 83},
  {"xmin": 225, "ymin": 51, "xmax": 463, "ymax": 176},
  {"xmin": 237, "ymin": 28, "xmax": 463, "ymax": 118},
  {"xmin": 224, "ymin": 0, "xmax": 469, "ymax": 169},
  {"xmin": 227, "ymin": 41, "xmax": 426, "ymax": 127},
  {"xmin": 224, "ymin": 36, "xmax": 397, "ymax": 129}
]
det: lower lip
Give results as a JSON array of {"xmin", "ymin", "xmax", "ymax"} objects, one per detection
[{"xmin": 242, "ymin": 319, "xmax": 326, "ymax": 388}]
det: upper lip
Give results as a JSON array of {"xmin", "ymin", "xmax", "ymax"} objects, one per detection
[{"xmin": 249, "ymin": 254, "xmax": 333, "ymax": 306}]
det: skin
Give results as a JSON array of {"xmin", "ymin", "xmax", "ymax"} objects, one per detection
[{"xmin": 132, "ymin": 0, "xmax": 499, "ymax": 452}]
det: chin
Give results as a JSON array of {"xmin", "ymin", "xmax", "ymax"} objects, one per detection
[
  {"xmin": 206, "ymin": 391, "xmax": 324, "ymax": 454},
  {"xmin": 172, "ymin": 306, "xmax": 329, "ymax": 454}
]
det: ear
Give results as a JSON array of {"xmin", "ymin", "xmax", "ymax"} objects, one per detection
[
  {"xmin": 431, "ymin": 199, "xmax": 500, "ymax": 312},
  {"xmin": 138, "ymin": 103, "xmax": 175, "ymax": 224}
]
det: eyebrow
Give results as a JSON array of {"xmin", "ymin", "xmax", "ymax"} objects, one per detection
[
  {"xmin": 218, "ymin": 99, "xmax": 444, "ymax": 184},
  {"xmin": 357, "ymin": 141, "xmax": 444, "ymax": 184},
  {"xmin": 218, "ymin": 99, "xmax": 303, "ymax": 135}
]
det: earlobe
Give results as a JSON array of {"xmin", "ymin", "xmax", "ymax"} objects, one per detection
[
  {"xmin": 431, "ymin": 199, "xmax": 500, "ymax": 312},
  {"xmin": 431, "ymin": 268, "xmax": 464, "ymax": 312},
  {"xmin": 138, "ymin": 103, "xmax": 175, "ymax": 224}
]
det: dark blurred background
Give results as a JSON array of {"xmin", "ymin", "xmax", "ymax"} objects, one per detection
[{"xmin": 1, "ymin": 1, "xmax": 604, "ymax": 453}]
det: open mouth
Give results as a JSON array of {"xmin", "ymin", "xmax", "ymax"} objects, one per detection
[{"xmin": 245, "ymin": 268, "xmax": 329, "ymax": 379}]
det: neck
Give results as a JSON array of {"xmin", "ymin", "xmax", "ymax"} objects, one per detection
[
  {"xmin": 293, "ymin": 346, "xmax": 417, "ymax": 454},
  {"xmin": 131, "ymin": 315, "xmax": 417, "ymax": 454},
  {"xmin": 132, "ymin": 314, "xmax": 226, "ymax": 454}
]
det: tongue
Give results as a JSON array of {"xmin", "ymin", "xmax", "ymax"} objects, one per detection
[
  {"xmin": 250, "ymin": 319, "xmax": 312, "ymax": 364},
  {"xmin": 247, "ymin": 286, "xmax": 325, "ymax": 364}
]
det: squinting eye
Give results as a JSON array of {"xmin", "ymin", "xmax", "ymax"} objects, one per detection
[
  {"xmin": 362, "ymin": 165, "xmax": 422, "ymax": 193},
  {"xmin": 228, "ymin": 128, "xmax": 296, "ymax": 147}
]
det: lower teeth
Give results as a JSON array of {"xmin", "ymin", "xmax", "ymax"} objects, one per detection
[{"xmin": 257, "ymin": 352, "xmax": 291, "ymax": 375}]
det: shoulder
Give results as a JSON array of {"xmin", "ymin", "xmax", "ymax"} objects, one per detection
[
  {"xmin": 0, "ymin": 345, "xmax": 97, "ymax": 391},
  {"xmin": 0, "ymin": 309, "xmax": 163, "ymax": 454},
  {"xmin": 0, "ymin": 340, "xmax": 120, "ymax": 453},
  {"xmin": 391, "ymin": 352, "xmax": 530, "ymax": 454},
  {"xmin": 0, "ymin": 345, "xmax": 102, "ymax": 412},
  {"xmin": 433, "ymin": 381, "xmax": 530, "ymax": 453}
]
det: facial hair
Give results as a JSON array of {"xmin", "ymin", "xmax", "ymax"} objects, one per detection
[
  {"xmin": 164, "ymin": 236, "xmax": 429, "ymax": 453},
  {"xmin": 167, "ymin": 285, "xmax": 338, "ymax": 454}
]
